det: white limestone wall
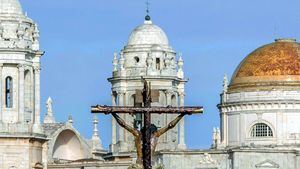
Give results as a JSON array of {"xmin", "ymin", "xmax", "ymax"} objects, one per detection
[
  {"xmin": 157, "ymin": 149, "xmax": 299, "ymax": 169},
  {"xmin": 0, "ymin": 138, "xmax": 45, "ymax": 169},
  {"xmin": 220, "ymin": 90, "xmax": 300, "ymax": 147},
  {"xmin": 232, "ymin": 150, "xmax": 297, "ymax": 169},
  {"xmin": 157, "ymin": 151, "xmax": 229, "ymax": 169},
  {"xmin": 1, "ymin": 65, "xmax": 19, "ymax": 123},
  {"xmin": 0, "ymin": 52, "xmax": 41, "ymax": 131}
]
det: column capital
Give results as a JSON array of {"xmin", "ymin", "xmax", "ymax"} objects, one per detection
[
  {"xmin": 33, "ymin": 66, "xmax": 41, "ymax": 72},
  {"xmin": 111, "ymin": 91, "xmax": 118, "ymax": 96},
  {"xmin": 179, "ymin": 92, "xmax": 186, "ymax": 97},
  {"xmin": 165, "ymin": 90, "xmax": 174, "ymax": 96},
  {"xmin": 117, "ymin": 91, "xmax": 126, "ymax": 95},
  {"xmin": 17, "ymin": 64, "xmax": 25, "ymax": 71}
]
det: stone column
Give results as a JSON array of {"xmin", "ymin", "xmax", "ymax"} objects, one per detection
[
  {"xmin": 33, "ymin": 66, "xmax": 41, "ymax": 133},
  {"xmin": 178, "ymin": 93, "xmax": 187, "ymax": 149},
  {"xmin": 118, "ymin": 92, "xmax": 125, "ymax": 142},
  {"xmin": 165, "ymin": 91, "xmax": 172, "ymax": 142},
  {"xmin": 0, "ymin": 63, "xmax": 3, "ymax": 121},
  {"xmin": 18, "ymin": 64, "xmax": 25, "ymax": 122},
  {"xmin": 220, "ymin": 110, "xmax": 228, "ymax": 146},
  {"xmin": 111, "ymin": 93, "xmax": 117, "ymax": 152},
  {"xmin": 166, "ymin": 90, "xmax": 172, "ymax": 106},
  {"xmin": 30, "ymin": 68, "xmax": 35, "ymax": 122}
]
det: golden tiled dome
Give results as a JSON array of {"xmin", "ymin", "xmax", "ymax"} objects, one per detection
[{"xmin": 229, "ymin": 39, "xmax": 300, "ymax": 92}]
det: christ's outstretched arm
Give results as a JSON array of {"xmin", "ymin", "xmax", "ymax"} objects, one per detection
[
  {"xmin": 112, "ymin": 113, "xmax": 139, "ymax": 137},
  {"xmin": 154, "ymin": 113, "xmax": 185, "ymax": 138}
]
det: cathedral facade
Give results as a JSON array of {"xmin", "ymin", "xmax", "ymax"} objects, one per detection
[{"xmin": 0, "ymin": 1, "xmax": 300, "ymax": 169}]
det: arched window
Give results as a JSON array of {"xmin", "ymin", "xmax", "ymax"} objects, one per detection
[
  {"xmin": 156, "ymin": 58, "xmax": 160, "ymax": 70},
  {"xmin": 171, "ymin": 95, "xmax": 177, "ymax": 107},
  {"xmin": 251, "ymin": 123, "xmax": 273, "ymax": 138},
  {"xmin": 129, "ymin": 94, "xmax": 136, "ymax": 107},
  {"xmin": 5, "ymin": 76, "xmax": 13, "ymax": 108}
]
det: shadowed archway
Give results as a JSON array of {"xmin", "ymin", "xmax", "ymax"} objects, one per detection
[{"xmin": 52, "ymin": 129, "xmax": 84, "ymax": 160}]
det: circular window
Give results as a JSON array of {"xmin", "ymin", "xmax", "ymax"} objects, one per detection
[{"xmin": 134, "ymin": 56, "xmax": 140, "ymax": 63}]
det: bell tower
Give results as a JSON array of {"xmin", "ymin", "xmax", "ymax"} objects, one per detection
[
  {"xmin": 0, "ymin": 0, "xmax": 47, "ymax": 168},
  {"xmin": 108, "ymin": 16, "xmax": 188, "ymax": 153}
]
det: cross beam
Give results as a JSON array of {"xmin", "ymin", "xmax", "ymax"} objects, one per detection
[
  {"xmin": 91, "ymin": 78, "xmax": 203, "ymax": 169},
  {"xmin": 91, "ymin": 105, "xmax": 203, "ymax": 114}
]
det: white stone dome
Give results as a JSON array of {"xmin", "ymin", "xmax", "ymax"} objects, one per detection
[
  {"xmin": 0, "ymin": 0, "xmax": 23, "ymax": 15},
  {"xmin": 127, "ymin": 19, "xmax": 169, "ymax": 46}
]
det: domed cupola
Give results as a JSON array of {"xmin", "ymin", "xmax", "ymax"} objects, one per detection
[
  {"xmin": 127, "ymin": 17, "xmax": 169, "ymax": 47},
  {"xmin": 0, "ymin": 0, "xmax": 40, "ymax": 51},
  {"xmin": 219, "ymin": 39, "xmax": 300, "ymax": 148},
  {"xmin": 229, "ymin": 39, "xmax": 300, "ymax": 93},
  {"xmin": 111, "ymin": 16, "xmax": 180, "ymax": 78}
]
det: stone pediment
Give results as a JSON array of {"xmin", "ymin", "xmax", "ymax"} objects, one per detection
[{"xmin": 255, "ymin": 160, "xmax": 279, "ymax": 168}]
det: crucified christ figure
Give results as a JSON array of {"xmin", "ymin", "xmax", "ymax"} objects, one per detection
[{"xmin": 112, "ymin": 112, "xmax": 185, "ymax": 164}]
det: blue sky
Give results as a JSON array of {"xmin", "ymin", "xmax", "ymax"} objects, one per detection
[{"xmin": 22, "ymin": 0, "xmax": 300, "ymax": 149}]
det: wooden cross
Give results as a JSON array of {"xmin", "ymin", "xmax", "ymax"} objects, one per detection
[{"xmin": 91, "ymin": 78, "xmax": 203, "ymax": 169}]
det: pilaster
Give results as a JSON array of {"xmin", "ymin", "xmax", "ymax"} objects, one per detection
[
  {"xmin": 0, "ymin": 63, "xmax": 2, "ymax": 121},
  {"xmin": 33, "ymin": 66, "xmax": 41, "ymax": 133},
  {"xmin": 178, "ymin": 92, "xmax": 187, "ymax": 149},
  {"xmin": 165, "ymin": 90, "xmax": 173, "ymax": 142},
  {"xmin": 118, "ymin": 91, "xmax": 125, "ymax": 142},
  {"xmin": 111, "ymin": 92, "xmax": 117, "ymax": 152},
  {"xmin": 18, "ymin": 64, "xmax": 25, "ymax": 122}
]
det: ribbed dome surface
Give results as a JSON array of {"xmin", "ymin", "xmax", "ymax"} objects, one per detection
[
  {"xmin": 229, "ymin": 39, "xmax": 300, "ymax": 92},
  {"xmin": 127, "ymin": 20, "xmax": 169, "ymax": 46},
  {"xmin": 0, "ymin": 0, "xmax": 23, "ymax": 15}
]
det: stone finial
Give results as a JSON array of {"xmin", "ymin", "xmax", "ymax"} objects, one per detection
[
  {"xmin": 146, "ymin": 53, "xmax": 153, "ymax": 67},
  {"xmin": 164, "ymin": 55, "xmax": 171, "ymax": 69},
  {"xmin": 93, "ymin": 115, "xmax": 99, "ymax": 137},
  {"xmin": 212, "ymin": 127, "xmax": 217, "ymax": 148},
  {"xmin": 32, "ymin": 24, "xmax": 40, "ymax": 50},
  {"xmin": 216, "ymin": 127, "xmax": 221, "ymax": 145},
  {"xmin": 212, "ymin": 127, "xmax": 221, "ymax": 149},
  {"xmin": 146, "ymin": 53, "xmax": 154, "ymax": 75},
  {"xmin": 178, "ymin": 53, "xmax": 184, "ymax": 68},
  {"xmin": 92, "ymin": 115, "xmax": 103, "ymax": 150},
  {"xmin": 46, "ymin": 97, "xmax": 53, "ymax": 113},
  {"xmin": 113, "ymin": 52, "xmax": 118, "ymax": 72},
  {"xmin": 119, "ymin": 51, "xmax": 126, "ymax": 76},
  {"xmin": 32, "ymin": 24, "xmax": 40, "ymax": 41},
  {"xmin": 67, "ymin": 115, "xmax": 73, "ymax": 125},
  {"xmin": 120, "ymin": 51, "xmax": 125, "ymax": 67},
  {"xmin": 16, "ymin": 20, "xmax": 24, "ymax": 39},
  {"xmin": 43, "ymin": 97, "xmax": 56, "ymax": 124},
  {"xmin": 177, "ymin": 53, "xmax": 184, "ymax": 78},
  {"xmin": 223, "ymin": 74, "xmax": 228, "ymax": 93}
]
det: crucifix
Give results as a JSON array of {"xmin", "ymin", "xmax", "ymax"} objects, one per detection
[{"xmin": 91, "ymin": 78, "xmax": 203, "ymax": 169}]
